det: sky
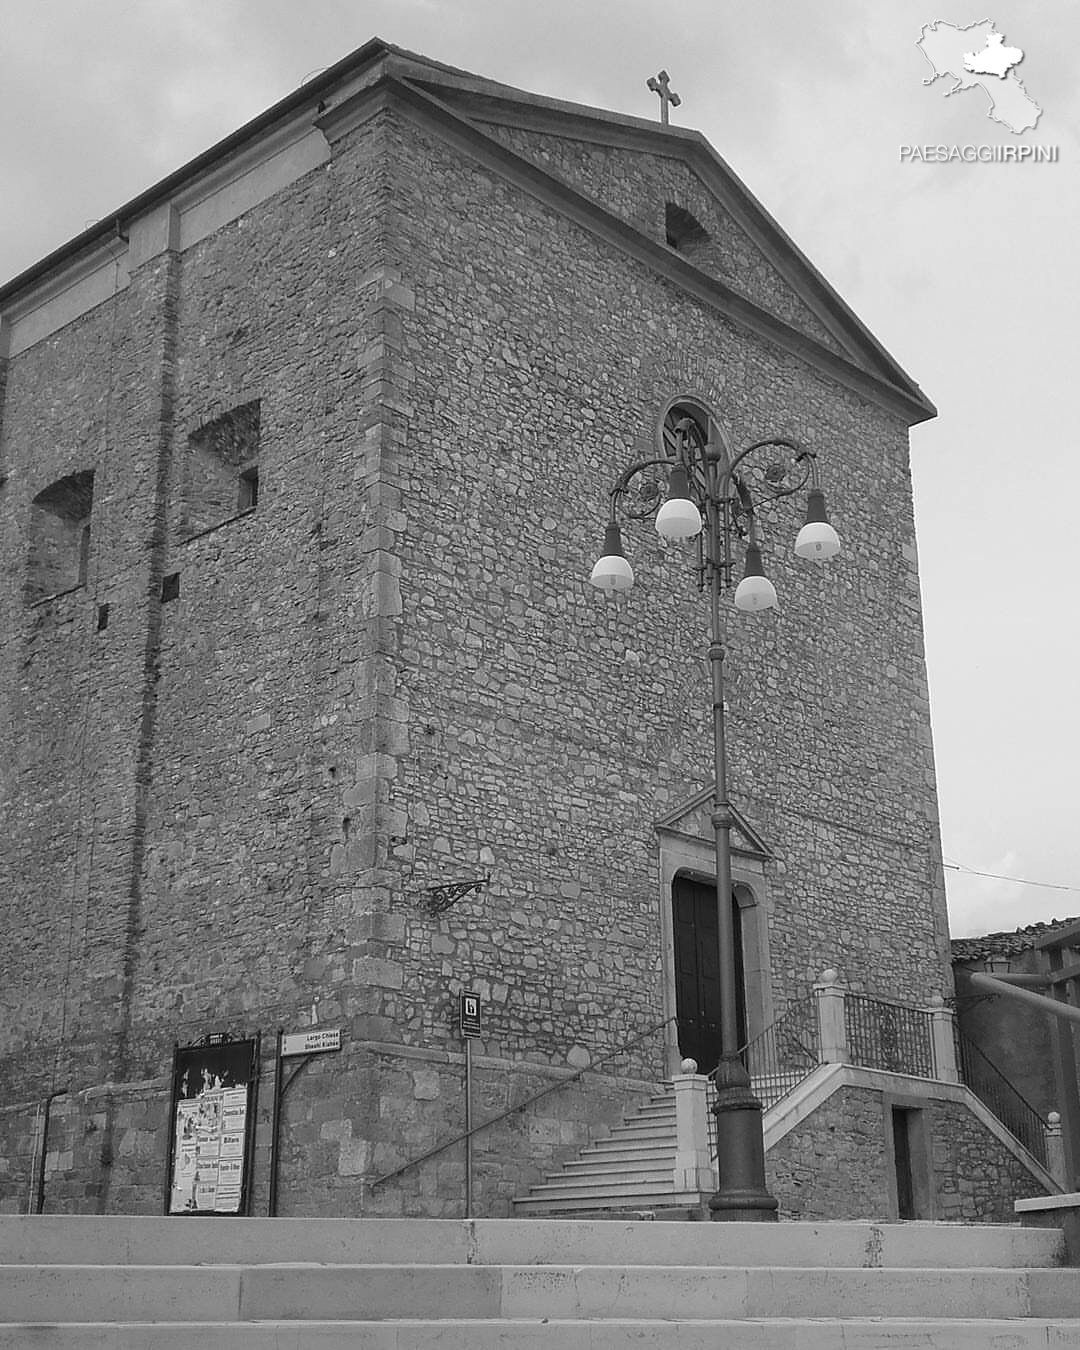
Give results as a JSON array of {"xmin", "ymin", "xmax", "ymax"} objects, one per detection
[{"xmin": 2, "ymin": 1, "xmax": 1078, "ymax": 940}]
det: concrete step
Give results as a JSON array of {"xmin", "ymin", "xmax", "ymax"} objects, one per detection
[
  {"xmin": 511, "ymin": 1193, "xmax": 718, "ymax": 1215},
  {"xmin": 609, "ymin": 1106, "xmax": 674, "ymax": 1125},
  {"xmin": 566, "ymin": 1140, "xmax": 676, "ymax": 1159},
  {"xmin": 511, "ymin": 1180, "xmax": 683, "ymax": 1203},
  {"xmin": 0, "ymin": 1216, "xmax": 1064, "ymax": 1270},
  {"xmin": 536, "ymin": 1167, "xmax": 675, "ymax": 1189},
  {"xmin": 627, "ymin": 1100, "xmax": 675, "ymax": 1118},
  {"xmin": 3, "ymin": 1261, "xmax": 1078, "ymax": 1323},
  {"xmin": 558, "ymin": 1154, "xmax": 675, "ymax": 1176},
  {"xmin": 586, "ymin": 1121, "xmax": 675, "ymax": 1144},
  {"xmin": 570, "ymin": 1147, "xmax": 676, "ymax": 1169},
  {"xmin": 3, "ymin": 1318, "xmax": 1080, "ymax": 1349},
  {"xmin": 2, "ymin": 1217, "xmax": 1073, "ymax": 1349},
  {"xmin": 523, "ymin": 1178, "xmax": 678, "ymax": 1201}
]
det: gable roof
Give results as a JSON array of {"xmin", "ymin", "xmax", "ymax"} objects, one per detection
[{"xmin": 0, "ymin": 38, "xmax": 935, "ymax": 424}]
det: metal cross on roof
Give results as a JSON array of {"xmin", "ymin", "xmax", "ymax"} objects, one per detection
[{"xmin": 647, "ymin": 70, "xmax": 681, "ymax": 127}]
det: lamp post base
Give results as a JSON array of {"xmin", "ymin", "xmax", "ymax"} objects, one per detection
[{"xmin": 708, "ymin": 1053, "xmax": 779, "ymax": 1222}]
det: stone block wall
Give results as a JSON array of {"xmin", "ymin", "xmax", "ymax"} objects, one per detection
[
  {"xmin": 379, "ymin": 106, "xmax": 950, "ymax": 1055},
  {"xmin": 767, "ymin": 1085, "xmax": 1050, "ymax": 1222},
  {"xmin": 767, "ymin": 1087, "xmax": 889, "ymax": 1220},
  {"xmin": 274, "ymin": 1047, "xmax": 651, "ymax": 1219},
  {"xmin": 930, "ymin": 1098, "xmax": 1048, "ymax": 1222},
  {"xmin": 2, "ymin": 1042, "xmax": 651, "ymax": 1219},
  {"xmin": 480, "ymin": 121, "xmax": 846, "ymax": 357}
]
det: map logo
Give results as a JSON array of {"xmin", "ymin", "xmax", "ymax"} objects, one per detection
[
  {"xmin": 901, "ymin": 18, "xmax": 1058, "ymax": 163},
  {"xmin": 917, "ymin": 19, "xmax": 1041, "ymax": 133}
]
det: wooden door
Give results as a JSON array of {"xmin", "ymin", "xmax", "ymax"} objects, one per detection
[{"xmin": 672, "ymin": 876, "xmax": 746, "ymax": 1073}]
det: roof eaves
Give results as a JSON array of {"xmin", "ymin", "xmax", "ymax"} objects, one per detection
[
  {"xmin": 0, "ymin": 36, "xmax": 398, "ymax": 304},
  {"xmin": 951, "ymin": 915, "xmax": 1080, "ymax": 962}
]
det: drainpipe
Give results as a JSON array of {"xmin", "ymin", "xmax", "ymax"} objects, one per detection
[{"xmin": 31, "ymin": 1090, "xmax": 67, "ymax": 1215}]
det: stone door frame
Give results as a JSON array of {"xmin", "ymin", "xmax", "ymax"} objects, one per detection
[{"xmin": 656, "ymin": 821, "xmax": 775, "ymax": 1079}]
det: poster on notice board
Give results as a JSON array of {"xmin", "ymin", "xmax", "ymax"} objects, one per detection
[{"xmin": 166, "ymin": 1035, "xmax": 259, "ymax": 1216}]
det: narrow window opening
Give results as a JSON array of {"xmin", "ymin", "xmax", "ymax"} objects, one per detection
[
  {"xmin": 183, "ymin": 400, "xmax": 261, "ymax": 536},
  {"xmin": 25, "ymin": 469, "xmax": 95, "ymax": 603},
  {"xmin": 96, "ymin": 604, "xmax": 110, "ymax": 632},
  {"xmin": 238, "ymin": 465, "xmax": 259, "ymax": 512},
  {"xmin": 665, "ymin": 202, "xmax": 710, "ymax": 252},
  {"xmin": 161, "ymin": 572, "xmax": 181, "ymax": 603},
  {"xmin": 78, "ymin": 523, "xmax": 91, "ymax": 585}
]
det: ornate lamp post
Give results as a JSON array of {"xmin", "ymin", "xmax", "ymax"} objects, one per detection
[{"xmin": 589, "ymin": 403, "xmax": 840, "ymax": 1221}]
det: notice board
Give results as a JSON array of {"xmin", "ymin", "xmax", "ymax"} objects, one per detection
[{"xmin": 166, "ymin": 1034, "xmax": 260, "ymax": 1215}]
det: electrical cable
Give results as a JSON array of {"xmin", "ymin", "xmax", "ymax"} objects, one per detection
[{"xmin": 943, "ymin": 859, "xmax": 1080, "ymax": 895}]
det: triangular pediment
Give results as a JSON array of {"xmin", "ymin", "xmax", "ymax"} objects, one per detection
[
  {"xmin": 466, "ymin": 119, "xmax": 849, "ymax": 360},
  {"xmin": 654, "ymin": 785, "xmax": 771, "ymax": 861},
  {"xmin": 377, "ymin": 51, "xmax": 934, "ymax": 425}
]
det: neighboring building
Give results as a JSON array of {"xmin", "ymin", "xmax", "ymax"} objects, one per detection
[
  {"xmin": 953, "ymin": 919, "xmax": 1080, "ymax": 1122},
  {"xmin": 0, "ymin": 39, "xmax": 1052, "ymax": 1220}
]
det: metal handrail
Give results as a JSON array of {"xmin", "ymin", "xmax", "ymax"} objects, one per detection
[
  {"xmin": 707, "ymin": 996, "xmax": 821, "ymax": 1131},
  {"xmin": 368, "ymin": 1016, "xmax": 676, "ymax": 1190},
  {"xmin": 954, "ymin": 1028, "xmax": 1049, "ymax": 1168}
]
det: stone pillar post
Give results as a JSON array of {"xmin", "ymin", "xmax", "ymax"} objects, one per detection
[
  {"xmin": 813, "ymin": 969, "xmax": 847, "ymax": 1064},
  {"xmin": 671, "ymin": 1063, "xmax": 715, "ymax": 1193},
  {"xmin": 1046, "ymin": 1111, "xmax": 1068, "ymax": 1188},
  {"xmin": 927, "ymin": 995, "xmax": 960, "ymax": 1082}
]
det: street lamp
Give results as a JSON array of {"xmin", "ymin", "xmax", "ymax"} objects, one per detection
[{"xmin": 590, "ymin": 403, "xmax": 840, "ymax": 1221}]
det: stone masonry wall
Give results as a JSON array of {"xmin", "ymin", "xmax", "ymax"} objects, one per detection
[
  {"xmin": 767, "ymin": 1087, "xmax": 887, "ymax": 1220},
  {"xmin": 0, "ymin": 245, "xmax": 183, "ymax": 1125},
  {"xmin": 930, "ymin": 1098, "xmax": 1048, "ymax": 1222},
  {"xmin": 1, "ymin": 1044, "xmax": 651, "ymax": 1219},
  {"xmin": 767, "ymin": 1086, "xmax": 1050, "ymax": 1221},
  {"xmin": 380, "ymin": 107, "xmax": 950, "ymax": 1060},
  {"xmin": 479, "ymin": 121, "xmax": 847, "ymax": 357},
  {"xmin": 0, "ymin": 84, "xmax": 952, "ymax": 1215}
]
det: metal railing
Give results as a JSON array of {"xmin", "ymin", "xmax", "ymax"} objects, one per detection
[
  {"xmin": 845, "ymin": 993, "xmax": 934, "ymax": 1077},
  {"xmin": 954, "ymin": 1029, "xmax": 1048, "ymax": 1169},
  {"xmin": 705, "ymin": 996, "xmax": 822, "ymax": 1153},
  {"xmin": 743, "ymin": 995, "xmax": 821, "ymax": 1110}
]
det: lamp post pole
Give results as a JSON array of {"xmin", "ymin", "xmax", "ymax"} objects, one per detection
[
  {"xmin": 701, "ymin": 439, "xmax": 775, "ymax": 1219},
  {"xmin": 589, "ymin": 407, "xmax": 840, "ymax": 1221}
]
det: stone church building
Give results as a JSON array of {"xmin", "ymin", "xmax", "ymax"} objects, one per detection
[{"xmin": 0, "ymin": 40, "xmax": 1055, "ymax": 1219}]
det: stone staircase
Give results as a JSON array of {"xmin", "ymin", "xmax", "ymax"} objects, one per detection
[
  {"xmin": 511, "ymin": 1072, "xmax": 825, "ymax": 1217},
  {"xmin": 512, "ymin": 1084, "xmax": 698, "ymax": 1215},
  {"xmin": 1, "ymin": 1214, "xmax": 1076, "ymax": 1347}
]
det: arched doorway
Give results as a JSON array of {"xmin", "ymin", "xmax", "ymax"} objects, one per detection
[{"xmin": 671, "ymin": 873, "xmax": 747, "ymax": 1073}]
